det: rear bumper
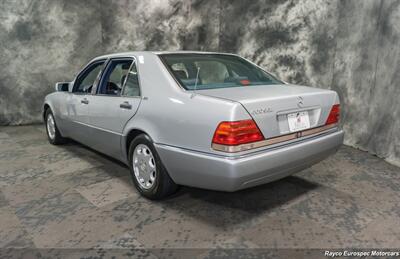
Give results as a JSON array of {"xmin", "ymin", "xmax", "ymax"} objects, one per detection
[{"xmin": 155, "ymin": 129, "xmax": 344, "ymax": 191}]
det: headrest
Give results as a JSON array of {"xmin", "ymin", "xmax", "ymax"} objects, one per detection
[{"xmin": 173, "ymin": 70, "xmax": 188, "ymax": 80}]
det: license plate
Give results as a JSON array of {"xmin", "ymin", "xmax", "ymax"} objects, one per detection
[{"xmin": 287, "ymin": 111, "xmax": 311, "ymax": 132}]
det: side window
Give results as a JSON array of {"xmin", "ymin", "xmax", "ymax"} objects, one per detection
[
  {"xmin": 74, "ymin": 61, "xmax": 105, "ymax": 93},
  {"xmin": 99, "ymin": 59, "xmax": 133, "ymax": 95},
  {"xmin": 122, "ymin": 62, "xmax": 140, "ymax": 97}
]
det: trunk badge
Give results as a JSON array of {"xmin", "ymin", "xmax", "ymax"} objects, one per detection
[
  {"xmin": 251, "ymin": 107, "xmax": 273, "ymax": 116},
  {"xmin": 297, "ymin": 96, "xmax": 304, "ymax": 108}
]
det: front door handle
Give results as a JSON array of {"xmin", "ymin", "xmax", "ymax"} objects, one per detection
[
  {"xmin": 120, "ymin": 101, "xmax": 132, "ymax": 109},
  {"xmin": 81, "ymin": 98, "xmax": 89, "ymax": 104}
]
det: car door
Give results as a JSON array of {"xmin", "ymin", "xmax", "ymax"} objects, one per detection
[
  {"xmin": 86, "ymin": 57, "xmax": 142, "ymax": 160},
  {"xmin": 64, "ymin": 60, "xmax": 106, "ymax": 144}
]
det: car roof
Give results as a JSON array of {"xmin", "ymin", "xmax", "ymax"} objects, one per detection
[{"xmin": 92, "ymin": 51, "xmax": 236, "ymax": 61}]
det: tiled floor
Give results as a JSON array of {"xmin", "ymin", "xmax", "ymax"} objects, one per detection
[{"xmin": 0, "ymin": 125, "xmax": 400, "ymax": 258}]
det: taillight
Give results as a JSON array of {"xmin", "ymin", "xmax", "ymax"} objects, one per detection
[
  {"xmin": 325, "ymin": 104, "xmax": 340, "ymax": 125},
  {"xmin": 212, "ymin": 119, "xmax": 264, "ymax": 146}
]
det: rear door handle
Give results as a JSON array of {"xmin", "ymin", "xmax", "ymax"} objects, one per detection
[
  {"xmin": 81, "ymin": 98, "xmax": 89, "ymax": 104},
  {"xmin": 120, "ymin": 101, "xmax": 132, "ymax": 109}
]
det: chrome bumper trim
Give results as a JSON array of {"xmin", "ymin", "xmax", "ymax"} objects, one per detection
[{"xmin": 212, "ymin": 123, "xmax": 338, "ymax": 153}]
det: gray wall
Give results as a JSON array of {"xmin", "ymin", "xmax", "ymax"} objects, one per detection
[{"xmin": 1, "ymin": 0, "xmax": 399, "ymax": 165}]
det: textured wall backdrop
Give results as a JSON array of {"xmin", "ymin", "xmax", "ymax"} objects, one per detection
[{"xmin": 0, "ymin": 0, "xmax": 399, "ymax": 165}]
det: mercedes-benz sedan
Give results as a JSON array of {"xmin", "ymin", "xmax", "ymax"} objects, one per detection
[{"xmin": 43, "ymin": 51, "xmax": 344, "ymax": 199}]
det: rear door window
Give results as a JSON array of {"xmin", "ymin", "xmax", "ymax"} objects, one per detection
[
  {"xmin": 98, "ymin": 59, "xmax": 133, "ymax": 96},
  {"xmin": 122, "ymin": 62, "xmax": 140, "ymax": 97}
]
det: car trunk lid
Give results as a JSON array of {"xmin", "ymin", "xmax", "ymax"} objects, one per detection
[{"xmin": 199, "ymin": 84, "xmax": 338, "ymax": 139}]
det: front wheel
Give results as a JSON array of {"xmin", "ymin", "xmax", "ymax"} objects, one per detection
[
  {"xmin": 128, "ymin": 134, "xmax": 178, "ymax": 199},
  {"xmin": 45, "ymin": 109, "xmax": 67, "ymax": 145}
]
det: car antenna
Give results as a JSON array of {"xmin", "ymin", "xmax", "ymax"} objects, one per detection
[{"xmin": 191, "ymin": 66, "xmax": 200, "ymax": 98}]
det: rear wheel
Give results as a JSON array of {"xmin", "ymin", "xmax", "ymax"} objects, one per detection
[
  {"xmin": 128, "ymin": 134, "xmax": 178, "ymax": 199},
  {"xmin": 45, "ymin": 109, "xmax": 67, "ymax": 145}
]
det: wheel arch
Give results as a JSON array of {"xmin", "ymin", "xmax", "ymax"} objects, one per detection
[
  {"xmin": 43, "ymin": 103, "xmax": 51, "ymax": 121},
  {"xmin": 123, "ymin": 128, "xmax": 154, "ymax": 164}
]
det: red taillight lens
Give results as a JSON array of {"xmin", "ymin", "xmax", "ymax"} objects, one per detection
[
  {"xmin": 212, "ymin": 119, "xmax": 264, "ymax": 146},
  {"xmin": 325, "ymin": 104, "xmax": 340, "ymax": 125}
]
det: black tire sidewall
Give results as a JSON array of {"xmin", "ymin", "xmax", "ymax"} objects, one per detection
[
  {"xmin": 45, "ymin": 109, "xmax": 65, "ymax": 145},
  {"xmin": 45, "ymin": 109, "xmax": 57, "ymax": 144}
]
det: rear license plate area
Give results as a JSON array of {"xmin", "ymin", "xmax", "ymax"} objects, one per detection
[{"xmin": 287, "ymin": 111, "xmax": 311, "ymax": 132}]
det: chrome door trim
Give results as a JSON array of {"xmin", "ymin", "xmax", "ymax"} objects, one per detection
[{"xmin": 72, "ymin": 120, "xmax": 123, "ymax": 136}]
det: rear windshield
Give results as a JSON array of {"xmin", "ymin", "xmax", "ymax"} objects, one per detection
[{"xmin": 159, "ymin": 54, "xmax": 282, "ymax": 90}]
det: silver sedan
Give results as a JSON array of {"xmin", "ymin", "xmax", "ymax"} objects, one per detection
[{"xmin": 43, "ymin": 51, "xmax": 344, "ymax": 199}]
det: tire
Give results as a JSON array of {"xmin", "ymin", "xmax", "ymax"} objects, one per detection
[
  {"xmin": 45, "ymin": 109, "xmax": 67, "ymax": 145},
  {"xmin": 128, "ymin": 134, "xmax": 178, "ymax": 200}
]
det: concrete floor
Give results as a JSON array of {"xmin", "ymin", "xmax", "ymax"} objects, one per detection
[{"xmin": 0, "ymin": 125, "xmax": 400, "ymax": 258}]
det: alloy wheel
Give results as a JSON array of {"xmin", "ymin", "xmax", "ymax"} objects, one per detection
[{"xmin": 133, "ymin": 144, "xmax": 157, "ymax": 189}]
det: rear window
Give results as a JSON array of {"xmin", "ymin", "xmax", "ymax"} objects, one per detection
[{"xmin": 159, "ymin": 54, "xmax": 282, "ymax": 90}]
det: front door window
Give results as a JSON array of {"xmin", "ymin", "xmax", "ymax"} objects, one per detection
[{"xmin": 73, "ymin": 61, "xmax": 105, "ymax": 93}]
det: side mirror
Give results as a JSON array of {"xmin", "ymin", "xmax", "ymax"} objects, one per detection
[{"xmin": 55, "ymin": 82, "xmax": 69, "ymax": 92}]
